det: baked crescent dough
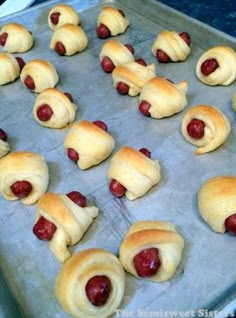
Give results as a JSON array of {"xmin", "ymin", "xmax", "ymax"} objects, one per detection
[
  {"xmin": 99, "ymin": 39, "xmax": 134, "ymax": 66},
  {"xmin": 139, "ymin": 77, "xmax": 188, "ymax": 118},
  {"xmin": 108, "ymin": 146, "xmax": 161, "ymax": 200},
  {"xmin": 151, "ymin": 30, "xmax": 191, "ymax": 62},
  {"xmin": 0, "ymin": 139, "xmax": 10, "ymax": 159},
  {"xmin": 112, "ymin": 62, "xmax": 156, "ymax": 96},
  {"xmin": 20, "ymin": 59, "xmax": 59, "ymax": 93},
  {"xmin": 0, "ymin": 23, "xmax": 33, "ymax": 53},
  {"xmin": 198, "ymin": 176, "xmax": 236, "ymax": 233},
  {"xmin": 55, "ymin": 248, "xmax": 125, "ymax": 318},
  {"xmin": 50, "ymin": 24, "xmax": 88, "ymax": 56},
  {"xmin": 119, "ymin": 221, "xmax": 184, "ymax": 282},
  {"xmin": 196, "ymin": 46, "xmax": 236, "ymax": 86},
  {"xmin": 0, "ymin": 52, "xmax": 20, "ymax": 85},
  {"xmin": 64, "ymin": 120, "xmax": 115, "ymax": 170},
  {"xmin": 35, "ymin": 193, "xmax": 99, "ymax": 262},
  {"xmin": 33, "ymin": 88, "xmax": 78, "ymax": 128},
  {"xmin": 48, "ymin": 4, "xmax": 80, "ymax": 31},
  {"xmin": 97, "ymin": 6, "xmax": 130, "ymax": 36},
  {"xmin": 0, "ymin": 151, "xmax": 49, "ymax": 205},
  {"xmin": 181, "ymin": 104, "xmax": 231, "ymax": 154}
]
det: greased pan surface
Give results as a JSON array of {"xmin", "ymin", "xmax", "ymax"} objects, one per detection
[{"xmin": 0, "ymin": 0, "xmax": 236, "ymax": 317}]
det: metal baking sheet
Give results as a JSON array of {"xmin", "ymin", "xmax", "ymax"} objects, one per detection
[{"xmin": 0, "ymin": 0, "xmax": 236, "ymax": 317}]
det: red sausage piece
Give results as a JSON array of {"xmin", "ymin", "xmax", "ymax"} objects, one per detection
[
  {"xmin": 225, "ymin": 214, "xmax": 236, "ymax": 235},
  {"xmin": 37, "ymin": 104, "xmax": 53, "ymax": 121},
  {"xmin": 133, "ymin": 247, "xmax": 161, "ymax": 277},
  {"xmin": 93, "ymin": 120, "xmax": 107, "ymax": 131},
  {"xmin": 33, "ymin": 216, "xmax": 57, "ymax": 241},
  {"xmin": 96, "ymin": 24, "xmax": 111, "ymax": 39},
  {"xmin": 156, "ymin": 49, "xmax": 170, "ymax": 63},
  {"xmin": 139, "ymin": 101, "xmax": 151, "ymax": 117},
  {"xmin": 187, "ymin": 118, "xmax": 205, "ymax": 139},
  {"xmin": 124, "ymin": 44, "xmax": 135, "ymax": 55},
  {"xmin": 109, "ymin": 179, "xmax": 126, "ymax": 198},
  {"xmin": 139, "ymin": 148, "xmax": 151, "ymax": 158},
  {"xmin": 179, "ymin": 32, "xmax": 191, "ymax": 46},
  {"xmin": 10, "ymin": 180, "xmax": 32, "ymax": 199},
  {"xmin": 0, "ymin": 128, "xmax": 7, "ymax": 141},
  {"xmin": 117, "ymin": 82, "xmax": 129, "ymax": 95},
  {"xmin": 0, "ymin": 32, "xmax": 8, "ymax": 46},
  {"xmin": 67, "ymin": 148, "xmax": 79, "ymax": 162},
  {"xmin": 64, "ymin": 92, "xmax": 73, "ymax": 102},
  {"xmin": 15, "ymin": 57, "xmax": 25, "ymax": 72},
  {"xmin": 135, "ymin": 58, "xmax": 147, "ymax": 66},
  {"xmin": 66, "ymin": 191, "xmax": 87, "ymax": 207},
  {"xmin": 24, "ymin": 75, "xmax": 35, "ymax": 90},
  {"xmin": 55, "ymin": 42, "xmax": 66, "ymax": 55},
  {"xmin": 200, "ymin": 58, "xmax": 219, "ymax": 76},
  {"xmin": 85, "ymin": 275, "xmax": 111, "ymax": 306},
  {"xmin": 50, "ymin": 12, "xmax": 61, "ymax": 25},
  {"xmin": 101, "ymin": 57, "xmax": 115, "ymax": 73}
]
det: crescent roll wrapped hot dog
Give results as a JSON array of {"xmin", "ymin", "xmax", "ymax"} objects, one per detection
[
  {"xmin": 152, "ymin": 30, "xmax": 191, "ymax": 63},
  {"xmin": 119, "ymin": 221, "xmax": 185, "ymax": 282},
  {"xmin": 139, "ymin": 77, "xmax": 188, "ymax": 118},
  {"xmin": 0, "ymin": 151, "xmax": 49, "ymax": 205},
  {"xmin": 181, "ymin": 104, "xmax": 231, "ymax": 154},
  {"xmin": 196, "ymin": 46, "xmax": 236, "ymax": 86},
  {"xmin": 198, "ymin": 176, "xmax": 236, "ymax": 235},
  {"xmin": 99, "ymin": 39, "xmax": 135, "ymax": 73},
  {"xmin": 50, "ymin": 24, "xmax": 88, "ymax": 56},
  {"xmin": 20, "ymin": 59, "xmax": 59, "ymax": 93},
  {"xmin": 48, "ymin": 4, "xmax": 80, "ymax": 31},
  {"xmin": 112, "ymin": 61, "xmax": 156, "ymax": 96},
  {"xmin": 0, "ymin": 23, "xmax": 33, "ymax": 53},
  {"xmin": 33, "ymin": 192, "xmax": 99, "ymax": 262},
  {"xmin": 96, "ymin": 6, "xmax": 130, "ymax": 39},
  {"xmin": 0, "ymin": 129, "xmax": 10, "ymax": 159},
  {"xmin": 0, "ymin": 52, "xmax": 25, "ymax": 85},
  {"xmin": 108, "ymin": 146, "xmax": 161, "ymax": 200},
  {"xmin": 64, "ymin": 120, "xmax": 115, "ymax": 170},
  {"xmin": 55, "ymin": 248, "xmax": 125, "ymax": 317},
  {"xmin": 33, "ymin": 88, "xmax": 77, "ymax": 128}
]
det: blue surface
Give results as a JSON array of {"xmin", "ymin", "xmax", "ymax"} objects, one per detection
[{"xmin": 32, "ymin": 0, "xmax": 236, "ymax": 37}]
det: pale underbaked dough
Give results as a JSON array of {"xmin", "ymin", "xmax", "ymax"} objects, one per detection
[
  {"xmin": 112, "ymin": 61, "xmax": 156, "ymax": 96},
  {"xmin": 139, "ymin": 77, "xmax": 188, "ymax": 118},
  {"xmin": 0, "ymin": 52, "xmax": 20, "ymax": 85},
  {"xmin": 35, "ymin": 192, "xmax": 99, "ymax": 262},
  {"xmin": 33, "ymin": 88, "xmax": 78, "ymax": 128},
  {"xmin": 64, "ymin": 120, "xmax": 115, "ymax": 170},
  {"xmin": 55, "ymin": 248, "xmax": 125, "ymax": 318},
  {"xmin": 198, "ymin": 176, "xmax": 236, "ymax": 233},
  {"xmin": 196, "ymin": 46, "xmax": 236, "ymax": 86},
  {"xmin": 48, "ymin": 4, "xmax": 80, "ymax": 31},
  {"xmin": 0, "ymin": 23, "xmax": 33, "ymax": 53},
  {"xmin": 97, "ymin": 6, "xmax": 130, "ymax": 36},
  {"xmin": 0, "ymin": 151, "xmax": 49, "ymax": 205},
  {"xmin": 0, "ymin": 139, "xmax": 10, "ymax": 159},
  {"xmin": 20, "ymin": 59, "xmax": 59, "ymax": 93},
  {"xmin": 181, "ymin": 104, "xmax": 231, "ymax": 154},
  {"xmin": 50, "ymin": 24, "xmax": 88, "ymax": 56},
  {"xmin": 99, "ymin": 39, "xmax": 134, "ymax": 66},
  {"xmin": 119, "ymin": 221, "xmax": 184, "ymax": 282},
  {"xmin": 152, "ymin": 30, "xmax": 191, "ymax": 62},
  {"xmin": 107, "ymin": 146, "xmax": 161, "ymax": 200}
]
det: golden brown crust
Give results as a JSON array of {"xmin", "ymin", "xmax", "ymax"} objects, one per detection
[
  {"xmin": 196, "ymin": 46, "xmax": 236, "ymax": 86},
  {"xmin": 108, "ymin": 146, "xmax": 161, "ymax": 200},
  {"xmin": 20, "ymin": 59, "xmax": 59, "ymax": 93},
  {"xmin": 0, "ymin": 151, "xmax": 49, "ymax": 205},
  {"xmin": 55, "ymin": 248, "xmax": 125, "ymax": 317},
  {"xmin": 119, "ymin": 221, "xmax": 184, "ymax": 282},
  {"xmin": 48, "ymin": 4, "xmax": 80, "ymax": 30},
  {"xmin": 97, "ymin": 6, "xmax": 130, "ymax": 36},
  {"xmin": 181, "ymin": 104, "xmax": 231, "ymax": 154},
  {"xmin": 198, "ymin": 176, "xmax": 236, "ymax": 233},
  {"xmin": 64, "ymin": 120, "xmax": 115, "ymax": 170},
  {"xmin": 140, "ymin": 77, "xmax": 188, "ymax": 118},
  {"xmin": 99, "ymin": 39, "xmax": 134, "ymax": 65},
  {"xmin": 0, "ymin": 23, "xmax": 33, "ymax": 53}
]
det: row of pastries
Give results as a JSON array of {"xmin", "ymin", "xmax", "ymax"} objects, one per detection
[{"xmin": 0, "ymin": 2, "xmax": 236, "ymax": 318}]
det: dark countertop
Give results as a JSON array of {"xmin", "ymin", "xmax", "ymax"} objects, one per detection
[{"xmin": 33, "ymin": 0, "xmax": 236, "ymax": 38}]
